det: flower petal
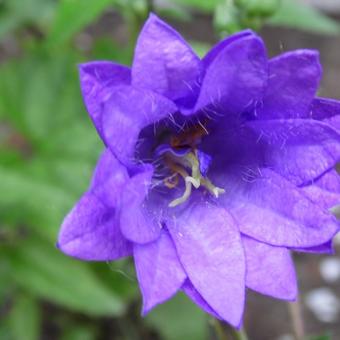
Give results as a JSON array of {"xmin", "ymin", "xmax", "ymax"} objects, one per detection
[
  {"xmin": 167, "ymin": 202, "xmax": 245, "ymax": 327},
  {"xmin": 257, "ymin": 50, "xmax": 321, "ymax": 119},
  {"xmin": 302, "ymin": 169, "xmax": 340, "ymax": 211},
  {"xmin": 201, "ymin": 30, "xmax": 254, "ymax": 70},
  {"xmin": 247, "ymin": 119, "xmax": 340, "ymax": 185},
  {"xmin": 90, "ymin": 148, "xmax": 129, "ymax": 207},
  {"xmin": 102, "ymin": 85, "xmax": 177, "ymax": 165},
  {"xmin": 58, "ymin": 149, "xmax": 131, "ymax": 260},
  {"xmin": 79, "ymin": 62, "xmax": 131, "ymax": 136},
  {"xmin": 310, "ymin": 97, "xmax": 340, "ymax": 121},
  {"xmin": 223, "ymin": 168, "xmax": 339, "ymax": 248},
  {"xmin": 194, "ymin": 34, "xmax": 267, "ymax": 116},
  {"xmin": 294, "ymin": 241, "xmax": 334, "ymax": 254},
  {"xmin": 243, "ymin": 236, "xmax": 297, "ymax": 300},
  {"xmin": 181, "ymin": 279, "xmax": 221, "ymax": 319},
  {"xmin": 57, "ymin": 192, "xmax": 131, "ymax": 261},
  {"xmin": 120, "ymin": 166, "xmax": 162, "ymax": 244},
  {"xmin": 132, "ymin": 14, "xmax": 200, "ymax": 103},
  {"xmin": 134, "ymin": 230, "xmax": 186, "ymax": 314}
]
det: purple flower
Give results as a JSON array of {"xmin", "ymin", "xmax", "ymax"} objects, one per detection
[{"xmin": 57, "ymin": 14, "xmax": 340, "ymax": 327}]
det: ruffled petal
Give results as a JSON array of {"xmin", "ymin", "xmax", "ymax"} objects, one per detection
[
  {"xmin": 79, "ymin": 62, "xmax": 131, "ymax": 136},
  {"xmin": 167, "ymin": 202, "xmax": 245, "ymax": 327},
  {"xmin": 101, "ymin": 85, "xmax": 177, "ymax": 165},
  {"xmin": 57, "ymin": 192, "xmax": 131, "ymax": 261},
  {"xmin": 243, "ymin": 236, "xmax": 297, "ymax": 300},
  {"xmin": 120, "ymin": 166, "xmax": 162, "ymax": 244},
  {"xmin": 247, "ymin": 119, "xmax": 340, "ymax": 185},
  {"xmin": 257, "ymin": 50, "xmax": 321, "ymax": 119},
  {"xmin": 222, "ymin": 168, "xmax": 339, "ymax": 248},
  {"xmin": 194, "ymin": 34, "xmax": 267, "ymax": 116},
  {"xmin": 134, "ymin": 230, "xmax": 186, "ymax": 314},
  {"xmin": 132, "ymin": 14, "xmax": 200, "ymax": 103},
  {"xmin": 181, "ymin": 280, "xmax": 221, "ymax": 319}
]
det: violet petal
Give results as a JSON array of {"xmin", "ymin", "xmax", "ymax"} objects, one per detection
[
  {"xmin": 134, "ymin": 230, "xmax": 186, "ymax": 314},
  {"xmin": 167, "ymin": 202, "xmax": 245, "ymax": 327},
  {"xmin": 243, "ymin": 236, "xmax": 297, "ymax": 300}
]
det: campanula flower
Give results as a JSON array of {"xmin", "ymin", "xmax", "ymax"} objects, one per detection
[{"xmin": 58, "ymin": 14, "xmax": 340, "ymax": 327}]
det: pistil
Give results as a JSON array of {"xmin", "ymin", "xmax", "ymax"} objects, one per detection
[{"xmin": 163, "ymin": 150, "xmax": 225, "ymax": 207}]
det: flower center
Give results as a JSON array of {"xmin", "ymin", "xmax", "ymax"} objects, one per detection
[{"xmin": 154, "ymin": 122, "xmax": 225, "ymax": 207}]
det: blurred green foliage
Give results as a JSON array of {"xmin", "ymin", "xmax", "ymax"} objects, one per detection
[{"xmin": 0, "ymin": 0, "xmax": 339, "ymax": 339}]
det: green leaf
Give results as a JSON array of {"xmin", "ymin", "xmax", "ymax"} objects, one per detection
[
  {"xmin": 269, "ymin": 0, "xmax": 340, "ymax": 35},
  {"xmin": 48, "ymin": 0, "xmax": 116, "ymax": 45},
  {"xmin": 310, "ymin": 334, "xmax": 332, "ymax": 340},
  {"xmin": 9, "ymin": 294, "xmax": 41, "ymax": 340},
  {"xmin": 190, "ymin": 41, "xmax": 211, "ymax": 58},
  {"xmin": 146, "ymin": 292, "xmax": 208, "ymax": 340},
  {"xmin": 61, "ymin": 324, "xmax": 98, "ymax": 340},
  {"xmin": 9, "ymin": 236, "xmax": 126, "ymax": 317},
  {"xmin": 0, "ymin": 0, "xmax": 55, "ymax": 40},
  {"xmin": 171, "ymin": 0, "xmax": 219, "ymax": 13},
  {"xmin": 0, "ymin": 165, "xmax": 75, "ymax": 240}
]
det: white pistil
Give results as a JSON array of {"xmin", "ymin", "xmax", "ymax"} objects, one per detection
[
  {"xmin": 166, "ymin": 151, "xmax": 225, "ymax": 208},
  {"xmin": 168, "ymin": 177, "xmax": 193, "ymax": 207},
  {"xmin": 201, "ymin": 178, "xmax": 225, "ymax": 198}
]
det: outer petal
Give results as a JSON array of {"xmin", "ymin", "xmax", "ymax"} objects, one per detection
[
  {"xmin": 167, "ymin": 202, "xmax": 245, "ymax": 327},
  {"xmin": 134, "ymin": 230, "xmax": 186, "ymax": 314},
  {"xmin": 323, "ymin": 115, "xmax": 340, "ymax": 132},
  {"xmin": 302, "ymin": 185, "xmax": 340, "ymax": 210},
  {"xmin": 222, "ymin": 168, "xmax": 339, "ymax": 248},
  {"xmin": 194, "ymin": 34, "xmax": 267, "ymax": 116},
  {"xmin": 257, "ymin": 50, "xmax": 321, "ymax": 119},
  {"xmin": 132, "ymin": 14, "xmax": 200, "ymax": 103},
  {"xmin": 181, "ymin": 280, "xmax": 221, "ymax": 319},
  {"xmin": 314, "ymin": 168, "xmax": 340, "ymax": 193},
  {"xmin": 294, "ymin": 241, "xmax": 334, "ymax": 254},
  {"xmin": 101, "ymin": 85, "xmax": 177, "ymax": 165},
  {"xmin": 120, "ymin": 166, "xmax": 162, "ymax": 244},
  {"xmin": 79, "ymin": 62, "xmax": 130, "ymax": 136},
  {"xmin": 302, "ymin": 169, "xmax": 340, "ymax": 211},
  {"xmin": 243, "ymin": 236, "xmax": 297, "ymax": 300},
  {"xmin": 310, "ymin": 97, "xmax": 340, "ymax": 121},
  {"xmin": 90, "ymin": 149, "xmax": 129, "ymax": 207},
  {"xmin": 247, "ymin": 119, "xmax": 340, "ymax": 186},
  {"xmin": 57, "ymin": 192, "xmax": 131, "ymax": 260},
  {"xmin": 58, "ymin": 149, "xmax": 131, "ymax": 260},
  {"xmin": 201, "ymin": 30, "xmax": 253, "ymax": 70}
]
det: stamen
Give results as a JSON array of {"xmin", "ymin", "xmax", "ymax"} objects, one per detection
[
  {"xmin": 154, "ymin": 120, "xmax": 225, "ymax": 207},
  {"xmin": 201, "ymin": 178, "xmax": 225, "ymax": 198},
  {"xmin": 164, "ymin": 173, "xmax": 179, "ymax": 188},
  {"xmin": 168, "ymin": 177, "xmax": 193, "ymax": 208}
]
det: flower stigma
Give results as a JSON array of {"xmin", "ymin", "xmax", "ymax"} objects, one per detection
[{"xmin": 155, "ymin": 122, "xmax": 225, "ymax": 208}]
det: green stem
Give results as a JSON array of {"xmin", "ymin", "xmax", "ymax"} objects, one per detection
[
  {"xmin": 231, "ymin": 327, "xmax": 249, "ymax": 340},
  {"xmin": 211, "ymin": 318, "xmax": 229, "ymax": 340},
  {"xmin": 211, "ymin": 318, "xmax": 249, "ymax": 340}
]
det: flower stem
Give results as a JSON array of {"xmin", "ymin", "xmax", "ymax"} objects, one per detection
[
  {"xmin": 230, "ymin": 327, "xmax": 249, "ymax": 340},
  {"xmin": 211, "ymin": 318, "xmax": 229, "ymax": 340},
  {"xmin": 211, "ymin": 318, "xmax": 249, "ymax": 340},
  {"xmin": 288, "ymin": 300, "xmax": 305, "ymax": 340}
]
